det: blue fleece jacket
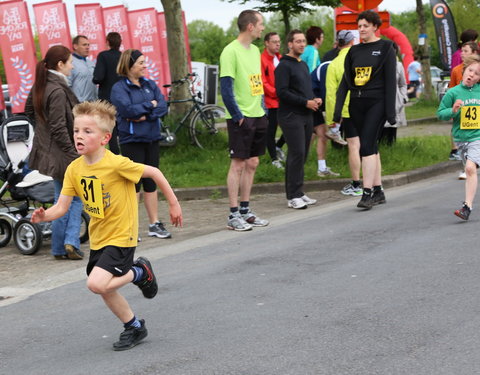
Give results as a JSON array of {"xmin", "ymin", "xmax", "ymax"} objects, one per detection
[{"xmin": 110, "ymin": 77, "xmax": 168, "ymax": 144}]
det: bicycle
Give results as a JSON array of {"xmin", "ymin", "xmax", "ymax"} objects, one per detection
[{"xmin": 161, "ymin": 73, "xmax": 226, "ymax": 149}]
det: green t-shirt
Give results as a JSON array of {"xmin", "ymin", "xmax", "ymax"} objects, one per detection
[{"xmin": 220, "ymin": 39, "xmax": 265, "ymax": 119}]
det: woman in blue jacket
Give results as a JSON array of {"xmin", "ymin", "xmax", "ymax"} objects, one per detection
[{"xmin": 111, "ymin": 49, "xmax": 171, "ymax": 239}]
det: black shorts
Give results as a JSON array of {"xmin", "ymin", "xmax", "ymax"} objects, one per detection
[
  {"xmin": 86, "ymin": 245, "xmax": 135, "ymax": 277},
  {"xmin": 121, "ymin": 141, "xmax": 159, "ymax": 193},
  {"xmin": 342, "ymin": 118, "xmax": 358, "ymax": 139},
  {"xmin": 227, "ymin": 116, "xmax": 268, "ymax": 159},
  {"xmin": 312, "ymin": 110, "xmax": 325, "ymax": 127}
]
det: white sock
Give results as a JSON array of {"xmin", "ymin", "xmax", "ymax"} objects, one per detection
[
  {"xmin": 330, "ymin": 123, "xmax": 341, "ymax": 133},
  {"xmin": 318, "ymin": 160, "xmax": 326, "ymax": 171}
]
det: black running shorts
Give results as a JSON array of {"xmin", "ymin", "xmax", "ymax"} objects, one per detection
[
  {"xmin": 227, "ymin": 116, "xmax": 268, "ymax": 159},
  {"xmin": 86, "ymin": 245, "xmax": 135, "ymax": 277}
]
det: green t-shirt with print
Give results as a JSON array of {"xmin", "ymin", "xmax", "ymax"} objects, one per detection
[{"xmin": 220, "ymin": 39, "xmax": 265, "ymax": 119}]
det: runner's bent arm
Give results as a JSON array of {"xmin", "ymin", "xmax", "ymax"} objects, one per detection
[
  {"xmin": 31, "ymin": 194, "xmax": 73, "ymax": 223},
  {"xmin": 142, "ymin": 166, "xmax": 183, "ymax": 227}
]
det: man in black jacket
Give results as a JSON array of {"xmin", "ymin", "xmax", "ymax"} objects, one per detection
[
  {"xmin": 93, "ymin": 32, "xmax": 122, "ymax": 154},
  {"xmin": 275, "ymin": 29, "xmax": 321, "ymax": 209}
]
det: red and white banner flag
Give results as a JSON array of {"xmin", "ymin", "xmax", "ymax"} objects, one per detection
[
  {"xmin": 33, "ymin": 0, "xmax": 70, "ymax": 57},
  {"xmin": 182, "ymin": 11, "xmax": 192, "ymax": 73},
  {"xmin": 74, "ymin": 3, "xmax": 106, "ymax": 60},
  {"xmin": 103, "ymin": 5, "xmax": 132, "ymax": 51},
  {"xmin": 128, "ymin": 8, "xmax": 165, "ymax": 91},
  {"xmin": 0, "ymin": 0, "xmax": 36, "ymax": 113},
  {"xmin": 156, "ymin": 12, "xmax": 170, "ymax": 87}
]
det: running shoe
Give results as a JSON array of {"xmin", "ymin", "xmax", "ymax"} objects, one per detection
[
  {"xmin": 357, "ymin": 192, "xmax": 373, "ymax": 210},
  {"xmin": 227, "ymin": 212, "xmax": 253, "ymax": 231},
  {"xmin": 341, "ymin": 183, "xmax": 362, "ymax": 196},
  {"xmin": 454, "ymin": 202, "xmax": 471, "ymax": 220},
  {"xmin": 148, "ymin": 221, "xmax": 171, "ymax": 239},
  {"xmin": 449, "ymin": 151, "xmax": 461, "ymax": 161},
  {"xmin": 300, "ymin": 194, "xmax": 317, "ymax": 205},
  {"xmin": 458, "ymin": 171, "xmax": 467, "ymax": 180},
  {"xmin": 325, "ymin": 129, "xmax": 347, "ymax": 145},
  {"xmin": 317, "ymin": 167, "xmax": 340, "ymax": 177},
  {"xmin": 133, "ymin": 257, "xmax": 158, "ymax": 299},
  {"xmin": 372, "ymin": 189, "xmax": 386, "ymax": 205},
  {"xmin": 288, "ymin": 197, "xmax": 307, "ymax": 209},
  {"xmin": 241, "ymin": 209, "xmax": 269, "ymax": 227},
  {"xmin": 113, "ymin": 319, "xmax": 148, "ymax": 351},
  {"xmin": 276, "ymin": 147, "xmax": 286, "ymax": 162},
  {"xmin": 271, "ymin": 159, "xmax": 284, "ymax": 169}
]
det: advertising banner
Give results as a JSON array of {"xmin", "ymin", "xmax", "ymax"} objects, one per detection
[
  {"xmin": 33, "ymin": 0, "xmax": 70, "ymax": 57},
  {"xmin": 128, "ymin": 8, "xmax": 165, "ymax": 90},
  {"xmin": 103, "ymin": 5, "xmax": 132, "ymax": 51},
  {"xmin": 430, "ymin": 0, "xmax": 457, "ymax": 71},
  {"xmin": 182, "ymin": 11, "xmax": 192, "ymax": 73},
  {"xmin": 0, "ymin": 0, "xmax": 36, "ymax": 113},
  {"xmin": 74, "ymin": 3, "xmax": 106, "ymax": 60}
]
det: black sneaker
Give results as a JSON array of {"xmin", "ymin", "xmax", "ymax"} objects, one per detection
[
  {"xmin": 113, "ymin": 319, "xmax": 148, "ymax": 351},
  {"xmin": 372, "ymin": 190, "xmax": 386, "ymax": 205},
  {"xmin": 454, "ymin": 202, "xmax": 471, "ymax": 220},
  {"xmin": 133, "ymin": 257, "xmax": 158, "ymax": 299},
  {"xmin": 148, "ymin": 221, "xmax": 171, "ymax": 239},
  {"xmin": 357, "ymin": 192, "xmax": 373, "ymax": 210}
]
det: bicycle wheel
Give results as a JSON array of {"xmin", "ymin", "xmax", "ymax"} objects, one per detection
[{"xmin": 189, "ymin": 105, "xmax": 225, "ymax": 148}]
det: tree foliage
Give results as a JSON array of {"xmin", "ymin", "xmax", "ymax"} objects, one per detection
[
  {"xmin": 188, "ymin": 20, "xmax": 230, "ymax": 65},
  {"xmin": 224, "ymin": 0, "xmax": 340, "ymax": 41}
]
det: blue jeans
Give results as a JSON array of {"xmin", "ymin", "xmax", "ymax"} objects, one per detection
[{"xmin": 51, "ymin": 180, "xmax": 83, "ymax": 256}]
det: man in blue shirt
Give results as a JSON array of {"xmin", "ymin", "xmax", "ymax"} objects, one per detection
[
  {"xmin": 407, "ymin": 55, "xmax": 422, "ymax": 99},
  {"xmin": 69, "ymin": 35, "xmax": 98, "ymax": 102}
]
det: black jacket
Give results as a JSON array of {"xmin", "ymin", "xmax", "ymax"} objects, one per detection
[
  {"xmin": 333, "ymin": 39, "xmax": 397, "ymax": 124},
  {"xmin": 275, "ymin": 54, "xmax": 315, "ymax": 116},
  {"xmin": 93, "ymin": 49, "xmax": 121, "ymax": 101}
]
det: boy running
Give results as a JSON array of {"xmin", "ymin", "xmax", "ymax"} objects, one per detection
[
  {"xmin": 31, "ymin": 100, "xmax": 183, "ymax": 350},
  {"xmin": 437, "ymin": 55, "xmax": 480, "ymax": 220}
]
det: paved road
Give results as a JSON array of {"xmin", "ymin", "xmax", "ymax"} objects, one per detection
[{"xmin": 2, "ymin": 173, "xmax": 480, "ymax": 374}]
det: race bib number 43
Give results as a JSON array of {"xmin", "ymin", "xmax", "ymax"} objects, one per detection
[
  {"xmin": 460, "ymin": 106, "xmax": 480, "ymax": 129},
  {"xmin": 77, "ymin": 176, "xmax": 104, "ymax": 218},
  {"xmin": 249, "ymin": 73, "xmax": 264, "ymax": 96},
  {"xmin": 354, "ymin": 66, "xmax": 372, "ymax": 86}
]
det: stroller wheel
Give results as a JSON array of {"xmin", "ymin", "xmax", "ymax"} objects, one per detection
[
  {"xmin": 13, "ymin": 219, "xmax": 42, "ymax": 255},
  {"xmin": 0, "ymin": 218, "xmax": 12, "ymax": 247}
]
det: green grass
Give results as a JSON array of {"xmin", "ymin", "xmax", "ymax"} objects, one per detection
[
  {"xmin": 159, "ymin": 129, "xmax": 451, "ymax": 188},
  {"xmin": 405, "ymin": 98, "xmax": 440, "ymax": 120}
]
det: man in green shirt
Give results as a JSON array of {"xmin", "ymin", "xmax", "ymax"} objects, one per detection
[{"xmin": 220, "ymin": 10, "xmax": 269, "ymax": 231}]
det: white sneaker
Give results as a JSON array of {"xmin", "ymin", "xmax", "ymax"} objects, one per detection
[
  {"xmin": 458, "ymin": 171, "xmax": 467, "ymax": 180},
  {"xmin": 271, "ymin": 159, "xmax": 284, "ymax": 169},
  {"xmin": 300, "ymin": 194, "xmax": 317, "ymax": 205},
  {"xmin": 276, "ymin": 147, "xmax": 286, "ymax": 162},
  {"xmin": 317, "ymin": 167, "xmax": 340, "ymax": 177},
  {"xmin": 325, "ymin": 129, "xmax": 347, "ymax": 145},
  {"xmin": 288, "ymin": 197, "xmax": 307, "ymax": 209}
]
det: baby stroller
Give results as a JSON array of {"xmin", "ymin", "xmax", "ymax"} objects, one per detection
[{"xmin": 0, "ymin": 114, "xmax": 89, "ymax": 255}]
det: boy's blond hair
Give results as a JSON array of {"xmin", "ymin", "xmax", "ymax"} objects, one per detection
[
  {"xmin": 72, "ymin": 100, "xmax": 116, "ymax": 133},
  {"xmin": 463, "ymin": 55, "xmax": 480, "ymax": 72}
]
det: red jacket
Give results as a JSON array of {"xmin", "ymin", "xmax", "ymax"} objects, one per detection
[{"xmin": 261, "ymin": 49, "xmax": 281, "ymax": 109}]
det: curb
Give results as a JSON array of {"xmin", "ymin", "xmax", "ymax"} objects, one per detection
[
  {"xmin": 173, "ymin": 160, "xmax": 461, "ymax": 201},
  {"xmin": 406, "ymin": 116, "xmax": 438, "ymax": 125}
]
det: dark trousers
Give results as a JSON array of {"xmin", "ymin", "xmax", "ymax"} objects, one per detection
[
  {"xmin": 266, "ymin": 108, "xmax": 286, "ymax": 160},
  {"xmin": 279, "ymin": 111, "xmax": 313, "ymax": 200}
]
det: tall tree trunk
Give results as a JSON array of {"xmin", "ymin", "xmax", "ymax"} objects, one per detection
[
  {"xmin": 160, "ymin": 0, "xmax": 190, "ymax": 114},
  {"xmin": 416, "ymin": 0, "xmax": 434, "ymax": 101}
]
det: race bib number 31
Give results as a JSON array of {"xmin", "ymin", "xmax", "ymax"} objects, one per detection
[
  {"xmin": 249, "ymin": 73, "xmax": 264, "ymax": 96},
  {"xmin": 460, "ymin": 106, "xmax": 480, "ymax": 129},
  {"xmin": 354, "ymin": 66, "xmax": 372, "ymax": 86},
  {"xmin": 77, "ymin": 176, "xmax": 104, "ymax": 218}
]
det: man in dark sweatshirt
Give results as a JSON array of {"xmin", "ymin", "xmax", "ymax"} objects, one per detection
[{"xmin": 275, "ymin": 29, "xmax": 322, "ymax": 209}]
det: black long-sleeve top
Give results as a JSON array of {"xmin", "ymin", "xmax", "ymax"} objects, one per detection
[
  {"xmin": 275, "ymin": 54, "xmax": 314, "ymax": 116},
  {"xmin": 333, "ymin": 39, "xmax": 397, "ymax": 124},
  {"xmin": 92, "ymin": 49, "xmax": 121, "ymax": 102}
]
